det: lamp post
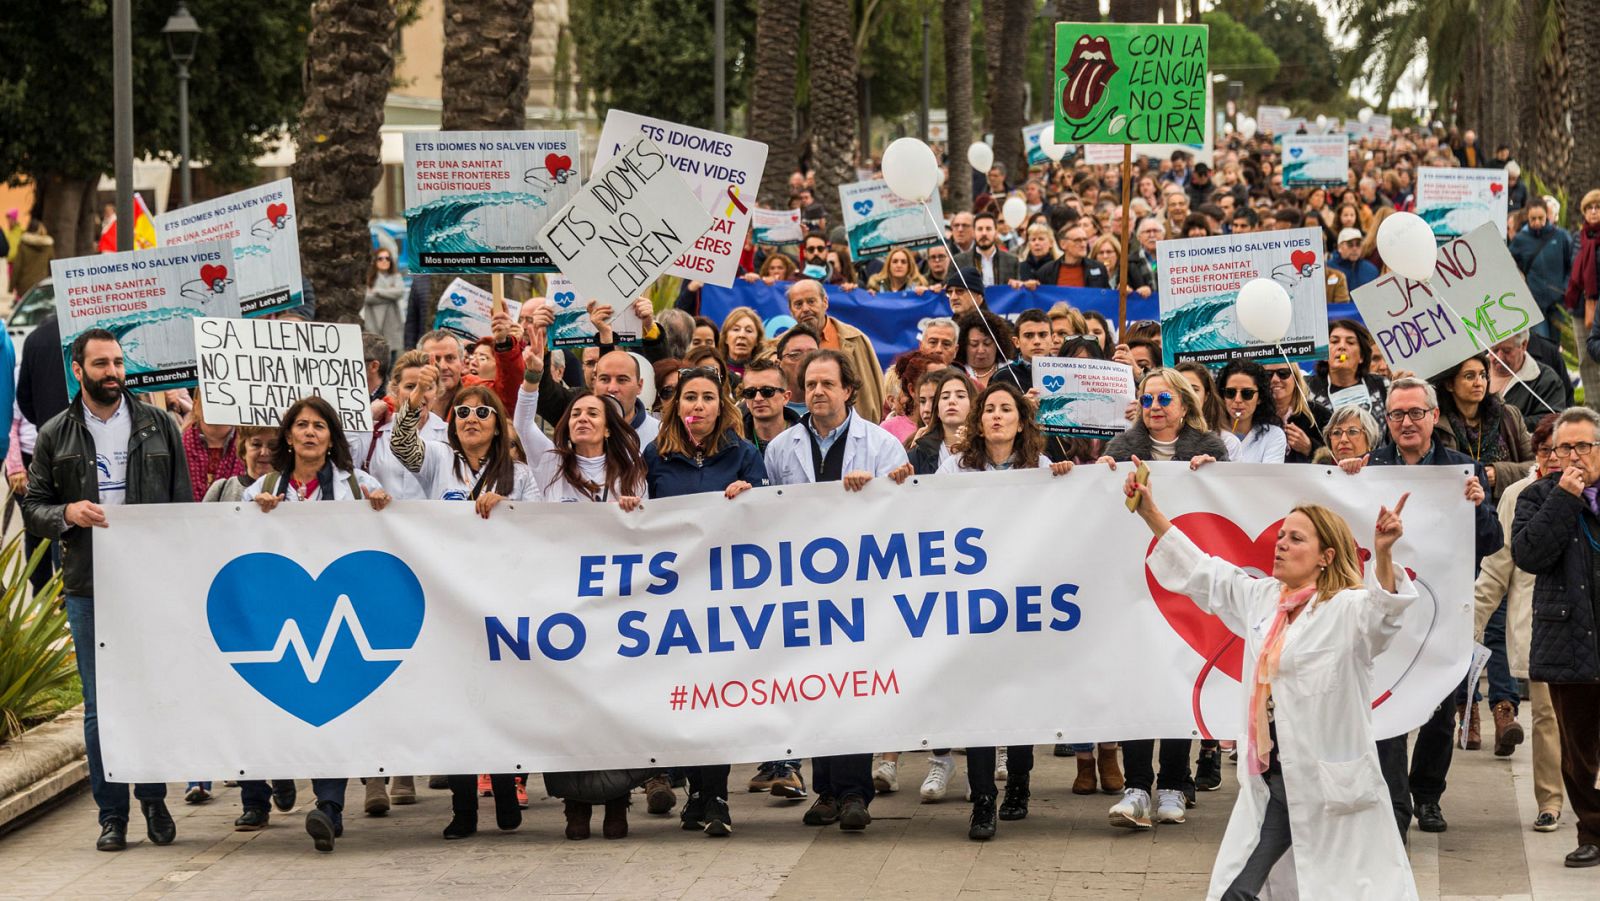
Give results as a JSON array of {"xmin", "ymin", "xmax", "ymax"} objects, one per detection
[{"xmin": 163, "ymin": 2, "xmax": 201, "ymax": 208}]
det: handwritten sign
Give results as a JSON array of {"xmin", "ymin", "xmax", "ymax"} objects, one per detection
[
  {"xmin": 1280, "ymin": 134, "xmax": 1349, "ymax": 188},
  {"xmin": 1054, "ymin": 23, "xmax": 1209, "ymax": 146},
  {"xmin": 1352, "ymin": 223, "xmax": 1543, "ymax": 379},
  {"xmin": 593, "ymin": 111, "xmax": 768, "ymax": 289},
  {"xmin": 1033, "ymin": 356, "xmax": 1136, "ymax": 439},
  {"xmin": 538, "ymin": 135, "xmax": 712, "ymax": 314},
  {"xmin": 432, "ymin": 278, "xmax": 522, "ymax": 342},
  {"xmin": 51, "ymin": 242, "xmax": 242, "ymax": 393},
  {"xmin": 193, "ymin": 317, "xmax": 371, "ymax": 432},
  {"xmin": 153, "ymin": 178, "xmax": 302, "ymax": 316},
  {"xmin": 403, "ymin": 130, "xmax": 581, "ymax": 272},
  {"xmin": 1416, "ymin": 166, "xmax": 1511, "ymax": 239},
  {"xmin": 839, "ymin": 179, "xmax": 945, "ymax": 260}
]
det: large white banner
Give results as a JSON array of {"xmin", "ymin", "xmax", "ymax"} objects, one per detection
[{"xmin": 95, "ymin": 465, "xmax": 1473, "ymax": 782}]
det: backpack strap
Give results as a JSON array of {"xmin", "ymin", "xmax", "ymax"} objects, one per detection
[
  {"xmin": 347, "ymin": 473, "xmax": 362, "ymax": 498},
  {"xmin": 263, "ymin": 472, "xmax": 281, "ymax": 496}
]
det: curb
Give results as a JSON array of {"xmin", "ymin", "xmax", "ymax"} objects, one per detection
[{"xmin": 0, "ymin": 705, "xmax": 88, "ymax": 832}]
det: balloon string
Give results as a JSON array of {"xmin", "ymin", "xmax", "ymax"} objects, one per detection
[{"xmin": 918, "ymin": 200, "xmax": 1024, "ymax": 375}]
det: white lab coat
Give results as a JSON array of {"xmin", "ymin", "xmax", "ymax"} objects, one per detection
[
  {"xmin": 763, "ymin": 410, "xmax": 909, "ymax": 485},
  {"xmin": 1147, "ymin": 527, "xmax": 1419, "ymax": 901}
]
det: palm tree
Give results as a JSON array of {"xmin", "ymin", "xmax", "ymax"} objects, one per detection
[
  {"xmin": 441, "ymin": 0, "xmax": 535, "ymax": 130},
  {"xmin": 1525, "ymin": 0, "xmax": 1571, "ymax": 207},
  {"xmin": 943, "ymin": 0, "xmax": 974, "ymax": 212},
  {"xmin": 986, "ymin": 0, "xmax": 1032, "ymax": 180},
  {"xmin": 808, "ymin": 0, "xmax": 859, "ymax": 230},
  {"xmin": 751, "ymin": 0, "xmax": 802, "ymax": 206},
  {"xmin": 1567, "ymin": 0, "xmax": 1600, "ymax": 211},
  {"xmin": 1110, "ymin": 0, "xmax": 1161, "ymax": 21},
  {"xmin": 291, "ymin": 0, "xmax": 396, "ymax": 325}
]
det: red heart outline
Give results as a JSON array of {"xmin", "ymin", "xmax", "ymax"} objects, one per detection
[
  {"xmin": 265, "ymin": 202, "xmax": 288, "ymax": 225},
  {"xmin": 545, "ymin": 153, "xmax": 573, "ymax": 178},
  {"xmin": 1145, "ymin": 513, "xmax": 1282, "ymax": 684},
  {"xmin": 1489, "ymin": 182, "xmax": 1504, "ymax": 196},
  {"xmin": 200, "ymin": 263, "xmax": 228, "ymax": 288},
  {"xmin": 1289, "ymin": 249, "xmax": 1315, "ymax": 271}
]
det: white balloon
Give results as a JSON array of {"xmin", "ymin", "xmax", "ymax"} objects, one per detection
[
  {"xmin": 1377, "ymin": 211, "xmax": 1439, "ymax": 281},
  {"xmin": 1235, "ymin": 278, "xmax": 1293, "ymax": 344},
  {"xmin": 967, "ymin": 141, "xmax": 994, "ymax": 174},
  {"xmin": 1039, "ymin": 130, "xmax": 1069, "ymax": 163},
  {"xmin": 1239, "ymin": 116, "xmax": 1258, "ymax": 139},
  {"xmin": 881, "ymin": 137, "xmax": 940, "ymax": 202},
  {"xmin": 1001, "ymin": 196, "xmax": 1027, "ymax": 229},
  {"xmin": 1358, "ymin": 106, "xmax": 1374, "ymax": 123},
  {"xmin": 1223, "ymin": 121, "xmax": 1235, "ymax": 135},
  {"xmin": 1315, "ymin": 114, "xmax": 1328, "ymax": 129}
]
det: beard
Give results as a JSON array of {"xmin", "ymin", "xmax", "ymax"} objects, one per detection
[{"xmin": 83, "ymin": 376, "xmax": 124, "ymax": 406}]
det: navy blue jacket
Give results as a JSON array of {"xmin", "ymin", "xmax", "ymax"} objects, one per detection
[
  {"xmin": 645, "ymin": 431, "xmax": 769, "ymax": 499},
  {"xmin": 1328, "ymin": 254, "xmax": 1381, "ymax": 291},
  {"xmin": 1509, "ymin": 224, "xmax": 1574, "ymax": 312},
  {"xmin": 1368, "ymin": 440, "xmax": 1502, "ymax": 565},
  {"xmin": 1512, "ymin": 475, "xmax": 1600, "ymax": 683}
]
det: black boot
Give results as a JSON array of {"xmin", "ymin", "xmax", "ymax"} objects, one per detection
[
  {"xmin": 492, "ymin": 778, "xmax": 521, "ymax": 832},
  {"xmin": 1196, "ymin": 748, "xmax": 1222, "ymax": 792},
  {"xmin": 969, "ymin": 794, "xmax": 998, "ymax": 840},
  {"xmin": 999, "ymin": 776, "xmax": 1030, "ymax": 821},
  {"xmin": 444, "ymin": 810, "xmax": 478, "ymax": 840}
]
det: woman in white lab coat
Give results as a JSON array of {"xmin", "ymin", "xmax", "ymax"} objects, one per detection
[{"xmin": 1122, "ymin": 456, "xmax": 1419, "ymax": 901}]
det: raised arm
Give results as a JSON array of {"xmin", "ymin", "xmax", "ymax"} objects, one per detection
[{"xmin": 1128, "ymin": 460, "xmax": 1258, "ymax": 633}]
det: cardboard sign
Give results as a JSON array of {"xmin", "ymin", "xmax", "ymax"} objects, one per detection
[
  {"xmin": 432, "ymin": 278, "xmax": 522, "ymax": 342},
  {"xmin": 193, "ymin": 317, "xmax": 371, "ymax": 432},
  {"xmin": 1416, "ymin": 166, "xmax": 1511, "ymax": 239},
  {"xmin": 153, "ymin": 178, "xmax": 303, "ymax": 316},
  {"xmin": 1256, "ymin": 105, "xmax": 1291, "ymax": 135},
  {"xmin": 1054, "ymin": 23, "xmax": 1209, "ymax": 146},
  {"xmin": 1352, "ymin": 222, "xmax": 1544, "ymax": 379},
  {"xmin": 839, "ymin": 179, "xmax": 945, "ymax": 260},
  {"xmin": 593, "ymin": 111, "xmax": 768, "ymax": 289},
  {"xmin": 1033, "ymin": 356, "xmax": 1135, "ymax": 439},
  {"xmin": 403, "ymin": 130, "xmax": 581, "ymax": 272},
  {"xmin": 1281, "ymin": 134, "xmax": 1349, "ymax": 188},
  {"xmin": 538, "ymin": 135, "xmax": 711, "ymax": 314},
  {"xmin": 51, "ymin": 242, "xmax": 242, "ymax": 393},
  {"xmin": 750, "ymin": 208, "xmax": 804, "ymax": 247},
  {"xmin": 1156, "ymin": 226, "xmax": 1329, "ymax": 365}
]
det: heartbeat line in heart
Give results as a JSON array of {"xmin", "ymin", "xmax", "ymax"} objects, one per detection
[{"xmin": 219, "ymin": 595, "xmax": 407, "ymax": 683}]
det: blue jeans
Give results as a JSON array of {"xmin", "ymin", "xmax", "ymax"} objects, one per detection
[
  {"xmin": 1456, "ymin": 600, "xmax": 1518, "ymax": 709},
  {"xmin": 65, "ymin": 595, "xmax": 167, "ymax": 825}
]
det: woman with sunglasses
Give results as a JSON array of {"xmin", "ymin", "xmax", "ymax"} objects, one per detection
[
  {"xmin": 241, "ymin": 396, "xmax": 391, "ymax": 854},
  {"xmin": 652, "ymin": 358, "xmax": 683, "ymax": 414},
  {"xmin": 1098, "ymin": 369, "xmax": 1229, "ymax": 831},
  {"xmin": 1261, "ymin": 362, "xmax": 1330, "ymax": 464},
  {"xmin": 363, "ymin": 249, "xmax": 405, "ymax": 355},
  {"xmin": 643, "ymin": 365, "xmax": 768, "ymax": 836},
  {"xmin": 1175, "ymin": 362, "xmax": 1243, "ymax": 462},
  {"xmin": 1219, "ymin": 360, "xmax": 1287, "ymax": 464},
  {"xmin": 390, "ymin": 370, "xmax": 536, "ymax": 841}
]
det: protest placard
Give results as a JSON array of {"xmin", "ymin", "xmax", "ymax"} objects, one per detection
[
  {"xmin": 153, "ymin": 178, "xmax": 302, "ymax": 316},
  {"xmin": 1256, "ymin": 104, "xmax": 1291, "ymax": 135},
  {"xmin": 1281, "ymin": 134, "xmax": 1349, "ymax": 187},
  {"xmin": 840, "ymin": 179, "xmax": 945, "ymax": 260},
  {"xmin": 1022, "ymin": 122, "xmax": 1057, "ymax": 166},
  {"xmin": 1033, "ymin": 356, "xmax": 1135, "ymax": 439},
  {"xmin": 403, "ymin": 130, "xmax": 580, "ymax": 272},
  {"xmin": 538, "ymin": 135, "xmax": 711, "ymax": 315},
  {"xmin": 593, "ymin": 111, "xmax": 768, "ymax": 289},
  {"xmin": 1416, "ymin": 166, "xmax": 1511, "ymax": 239},
  {"xmin": 1054, "ymin": 23, "xmax": 1209, "ymax": 146},
  {"xmin": 750, "ymin": 208, "xmax": 804, "ymax": 247},
  {"xmin": 193, "ymin": 317, "xmax": 370, "ymax": 432},
  {"xmin": 1078, "ymin": 78, "xmax": 1213, "ymax": 166},
  {"xmin": 538, "ymin": 273, "xmax": 644, "ymax": 349},
  {"xmin": 1156, "ymin": 226, "xmax": 1329, "ymax": 365},
  {"xmin": 1352, "ymin": 222, "xmax": 1544, "ymax": 379},
  {"xmin": 432, "ymin": 278, "xmax": 522, "ymax": 341},
  {"xmin": 51, "ymin": 242, "xmax": 242, "ymax": 393}
]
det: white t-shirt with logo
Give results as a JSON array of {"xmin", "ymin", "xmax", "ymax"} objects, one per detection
[
  {"xmin": 350, "ymin": 413, "xmax": 449, "ymax": 500},
  {"xmin": 83, "ymin": 400, "xmax": 132, "ymax": 506},
  {"xmin": 413, "ymin": 439, "xmax": 538, "ymax": 502}
]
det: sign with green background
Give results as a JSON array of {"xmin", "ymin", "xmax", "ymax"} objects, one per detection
[{"xmin": 1054, "ymin": 23, "xmax": 1208, "ymax": 146}]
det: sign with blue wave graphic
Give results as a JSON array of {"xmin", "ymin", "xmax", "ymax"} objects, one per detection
[
  {"xmin": 432, "ymin": 277, "xmax": 522, "ymax": 342},
  {"xmin": 839, "ymin": 179, "xmax": 945, "ymax": 261},
  {"xmin": 1416, "ymin": 166, "xmax": 1511, "ymax": 240},
  {"xmin": 1155, "ymin": 227, "xmax": 1329, "ymax": 366},
  {"xmin": 1032, "ymin": 356, "xmax": 1135, "ymax": 439},
  {"xmin": 51, "ymin": 241, "xmax": 243, "ymax": 394},
  {"xmin": 403, "ymin": 130, "xmax": 581, "ymax": 272},
  {"xmin": 1280, "ymin": 134, "xmax": 1348, "ymax": 188},
  {"xmin": 154, "ymin": 178, "xmax": 302, "ymax": 317}
]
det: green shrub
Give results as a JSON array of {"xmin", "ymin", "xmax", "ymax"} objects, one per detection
[{"xmin": 0, "ymin": 535, "xmax": 72, "ymax": 741}]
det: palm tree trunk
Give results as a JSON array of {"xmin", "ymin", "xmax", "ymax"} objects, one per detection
[
  {"xmin": 751, "ymin": 0, "xmax": 801, "ymax": 207},
  {"xmin": 1567, "ymin": 0, "xmax": 1600, "ymax": 211},
  {"xmin": 1528, "ymin": 1, "xmax": 1572, "ymax": 206},
  {"xmin": 942, "ymin": 0, "xmax": 974, "ymax": 213},
  {"xmin": 441, "ymin": 0, "xmax": 535, "ymax": 131},
  {"xmin": 290, "ymin": 0, "xmax": 396, "ymax": 325},
  {"xmin": 807, "ymin": 0, "xmax": 858, "ymax": 231},
  {"xmin": 982, "ymin": 0, "xmax": 1004, "ymax": 129},
  {"xmin": 987, "ymin": 0, "xmax": 1032, "ymax": 181},
  {"xmin": 1110, "ymin": 0, "xmax": 1160, "ymax": 22}
]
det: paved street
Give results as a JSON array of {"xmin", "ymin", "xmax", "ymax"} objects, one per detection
[{"xmin": 2, "ymin": 717, "xmax": 1596, "ymax": 900}]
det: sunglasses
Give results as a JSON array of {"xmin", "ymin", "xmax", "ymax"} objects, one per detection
[
  {"xmin": 658, "ymin": 384, "xmax": 676, "ymax": 401},
  {"xmin": 1140, "ymin": 392, "xmax": 1174, "ymax": 408},
  {"xmin": 1267, "ymin": 369, "xmax": 1296, "ymax": 380},
  {"xmin": 678, "ymin": 366, "xmax": 724, "ymax": 385},
  {"xmin": 740, "ymin": 385, "xmax": 784, "ymax": 399},
  {"xmin": 1222, "ymin": 387, "xmax": 1257, "ymax": 400},
  {"xmin": 454, "ymin": 405, "xmax": 494, "ymax": 420},
  {"xmin": 375, "ymin": 255, "xmax": 392, "ymax": 261}
]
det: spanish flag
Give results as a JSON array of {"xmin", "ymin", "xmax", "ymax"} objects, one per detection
[{"xmin": 98, "ymin": 193, "xmax": 158, "ymax": 252}]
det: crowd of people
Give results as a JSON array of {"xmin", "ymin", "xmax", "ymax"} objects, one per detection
[{"xmin": 8, "ymin": 121, "xmax": 1600, "ymax": 898}]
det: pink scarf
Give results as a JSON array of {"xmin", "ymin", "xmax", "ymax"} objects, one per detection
[{"xmin": 1247, "ymin": 585, "xmax": 1317, "ymax": 775}]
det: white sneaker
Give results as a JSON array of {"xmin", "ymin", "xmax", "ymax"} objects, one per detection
[
  {"xmin": 996, "ymin": 746, "xmax": 1008, "ymax": 782},
  {"xmin": 1108, "ymin": 787, "xmax": 1152, "ymax": 829},
  {"xmin": 873, "ymin": 758, "xmax": 899, "ymax": 793},
  {"xmin": 1155, "ymin": 789, "xmax": 1187, "ymax": 824},
  {"xmin": 920, "ymin": 755, "xmax": 955, "ymax": 802}
]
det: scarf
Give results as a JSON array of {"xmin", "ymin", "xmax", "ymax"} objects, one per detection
[
  {"xmin": 1248, "ymin": 585, "xmax": 1317, "ymax": 776},
  {"xmin": 1446, "ymin": 399, "xmax": 1507, "ymax": 464},
  {"xmin": 182, "ymin": 425, "xmax": 245, "ymax": 502},
  {"xmin": 1564, "ymin": 222, "xmax": 1600, "ymax": 310}
]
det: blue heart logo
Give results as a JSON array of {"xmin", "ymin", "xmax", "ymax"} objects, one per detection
[
  {"xmin": 853, "ymin": 200, "xmax": 874, "ymax": 217},
  {"xmin": 553, "ymin": 291, "xmax": 577, "ymax": 308},
  {"xmin": 1041, "ymin": 375, "xmax": 1066, "ymax": 392},
  {"xmin": 207, "ymin": 552, "xmax": 425, "ymax": 726},
  {"xmin": 1289, "ymin": 147, "xmax": 1303, "ymax": 159},
  {"xmin": 449, "ymin": 292, "xmax": 467, "ymax": 307},
  {"xmin": 441, "ymin": 490, "xmax": 468, "ymax": 501}
]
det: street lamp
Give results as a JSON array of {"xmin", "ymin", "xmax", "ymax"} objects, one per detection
[{"xmin": 162, "ymin": 2, "xmax": 201, "ymax": 208}]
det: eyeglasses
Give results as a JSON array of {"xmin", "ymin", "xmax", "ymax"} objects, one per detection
[
  {"xmin": 780, "ymin": 349, "xmax": 810, "ymax": 362},
  {"xmin": 1535, "ymin": 445, "xmax": 1554, "ymax": 458},
  {"xmin": 1327, "ymin": 427, "xmax": 1367, "ymax": 441},
  {"xmin": 454, "ymin": 405, "xmax": 494, "ymax": 420},
  {"xmin": 1267, "ymin": 369, "xmax": 1296, "ymax": 380},
  {"xmin": 740, "ymin": 385, "xmax": 784, "ymax": 399},
  {"xmin": 1385, "ymin": 408, "xmax": 1433, "ymax": 423},
  {"xmin": 1222, "ymin": 387, "xmax": 1258, "ymax": 400},
  {"xmin": 678, "ymin": 366, "xmax": 724, "ymax": 384},
  {"xmin": 1140, "ymin": 392, "xmax": 1174, "ymax": 408},
  {"xmin": 375, "ymin": 255, "xmax": 392, "ymax": 261},
  {"xmin": 658, "ymin": 384, "xmax": 676, "ymax": 401},
  {"xmin": 1552, "ymin": 442, "xmax": 1598, "ymax": 457},
  {"xmin": 804, "ymin": 244, "xmax": 828, "ymax": 254}
]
